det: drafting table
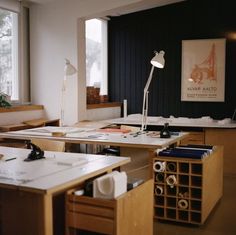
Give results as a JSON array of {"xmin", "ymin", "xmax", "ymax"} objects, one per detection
[
  {"xmin": 106, "ymin": 115, "xmax": 236, "ymax": 175},
  {"xmin": 0, "ymin": 146, "xmax": 130, "ymax": 235},
  {"xmin": 106, "ymin": 115, "xmax": 236, "ymax": 129},
  {"xmin": 0, "ymin": 126, "xmax": 188, "ymax": 149},
  {"xmin": 0, "ymin": 126, "xmax": 188, "ymax": 180}
]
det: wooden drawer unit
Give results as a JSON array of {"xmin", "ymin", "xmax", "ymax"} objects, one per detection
[
  {"xmin": 180, "ymin": 131, "xmax": 205, "ymax": 145},
  {"xmin": 152, "ymin": 146, "xmax": 223, "ymax": 225},
  {"xmin": 66, "ymin": 179, "xmax": 153, "ymax": 235}
]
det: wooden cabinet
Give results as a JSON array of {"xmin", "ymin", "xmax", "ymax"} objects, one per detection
[
  {"xmin": 66, "ymin": 180, "xmax": 153, "ymax": 235},
  {"xmin": 152, "ymin": 146, "xmax": 223, "ymax": 224},
  {"xmin": 180, "ymin": 131, "xmax": 205, "ymax": 145},
  {"xmin": 205, "ymin": 128, "xmax": 236, "ymax": 175},
  {"xmin": 179, "ymin": 128, "xmax": 236, "ymax": 175}
]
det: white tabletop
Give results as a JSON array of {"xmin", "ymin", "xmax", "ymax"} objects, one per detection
[
  {"xmin": 0, "ymin": 146, "xmax": 130, "ymax": 193},
  {"xmin": 0, "ymin": 126, "xmax": 188, "ymax": 149},
  {"xmin": 106, "ymin": 114, "xmax": 236, "ymax": 129}
]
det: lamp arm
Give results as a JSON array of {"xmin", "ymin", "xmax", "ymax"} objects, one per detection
[
  {"xmin": 141, "ymin": 91, "xmax": 147, "ymax": 131},
  {"xmin": 141, "ymin": 65, "xmax": 155, "ymax": 131},
  {"xmin": 62, "ymin": 76, "xmax": 67, "ymax": 91},
  {"xmin": 144, "ymin": 65, "xmax": 155, "ymax": 93},
  {"xmin": 60, "ymin": 76, "xmax": 67, "ymax": 126},
  {"xmin": 144, "ymin": 91, "xmax": 149, "ymax": 130}
]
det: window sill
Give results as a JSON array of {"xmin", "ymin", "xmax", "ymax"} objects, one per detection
[
  {"xmin": 87, "ymin": 102, "xmax": 122, "ymax": 110},
  {"xmin": 0, "ymin": 105, "xmax": 44, "ymax": 113}
]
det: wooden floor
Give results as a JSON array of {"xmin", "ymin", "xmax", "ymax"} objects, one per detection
[{"xmin": 154, "ymin": 175, "xmax": 236, "ymax": 235}]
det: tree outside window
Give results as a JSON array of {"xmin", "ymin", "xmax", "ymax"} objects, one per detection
[
  {"xmin": 0, "ymin": 8, "xmax": 18, "ymax": 101},
  {"xmin": 86, "ymin": 19, "xmax": 108, "ymax": 96}
]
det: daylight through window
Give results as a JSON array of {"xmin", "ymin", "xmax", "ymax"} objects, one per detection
[
  {"xmin": 0, "ymin": 8, "xmax": 19, "ymax": 101},
  {"xmin": 86, "ymin": 18, "xmax": 108, "ymax": 96}
]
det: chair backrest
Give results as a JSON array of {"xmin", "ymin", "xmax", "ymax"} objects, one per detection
[{"xmin": 31, "ymin": 138, "xmax": 65, "ymax": 152}]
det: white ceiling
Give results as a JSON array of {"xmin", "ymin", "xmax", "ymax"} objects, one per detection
[
  {"xmin": 28, "ymin": 0, "xmax": 183, "ymax": 10},
  {"xmin": 109, "ymin": 0, "xmax": 184, "ymax": 16},
  {"xmin": 26, "ymin": 0, "xmax": 184, "ymax": 18}
]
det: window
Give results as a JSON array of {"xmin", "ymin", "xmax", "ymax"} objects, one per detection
[
  {"xmin": 86, "ymin": 18, "xmax": 108, "ymax": 96},
  {"xmin": 0, "ymin": 8, "xmax": 19, "ymax": 101}
]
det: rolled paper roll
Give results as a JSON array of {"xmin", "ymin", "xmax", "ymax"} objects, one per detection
[
  {"xmin": 166, "ymin": 162, "xmax": 177, "ymax": 172},
  {"xmin": 178, "ymin": 190, "xmax": 189, "ymax": 198},
  {"xmin": 166, "ymin": 175, "xmax": 177, "ymax": 188},
  {"xmin": 155, "ymin": 185, "xmax": 163, "ymax": 195},
  {"xmin": 155, "ymin": 173, "xmax": 164, "ymax": 183},
  {"xmin": 178, "ymin": 199, "xmax": 188, "ymax": 209},
  {"xmin": 153, "ymin": 161, "xmax": 166, "ymax": 172}
]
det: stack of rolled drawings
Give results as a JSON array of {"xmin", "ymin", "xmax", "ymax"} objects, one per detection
[{"xmin": 158, "ymin": 145, "xmax": 215, "ymax": 159}]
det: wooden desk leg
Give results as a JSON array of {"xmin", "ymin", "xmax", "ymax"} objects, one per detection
[
  {"xmin": 42, "ymin": 194, "xmax": 53, "ymax": 235},
  {"xmin": 120, "ymin": 147, "xmax": 150, "ymax": 180},
  {"xmin": 0, "ymin": 189, "xmax": 54, "ymax": 235}
]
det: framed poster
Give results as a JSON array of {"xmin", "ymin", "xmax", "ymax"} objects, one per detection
[{"xmin": 181, "ymin": 38, "xmax": 226, "ymax": 102}]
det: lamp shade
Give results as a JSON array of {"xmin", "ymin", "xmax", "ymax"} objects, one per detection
[
  {"xmin": 151, "ymin": 51, "xmax": 165, "ymax": 68},
  {"xmin": 64, "ymin": 59, "xmax": 77, "ymax": 76}
]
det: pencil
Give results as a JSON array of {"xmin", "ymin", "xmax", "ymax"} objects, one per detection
[{"xmin": 5, "ymin": 157, "xmax": 17, "ymax": 162}]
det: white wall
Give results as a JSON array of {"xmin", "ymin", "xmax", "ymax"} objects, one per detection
[
  {"xmin": 30, "ymin": 0, "xmax": 141, "ymax": 125},
  {"xmin": 87, "ymin": 107, "xmax": 121, "ymax": 121}
]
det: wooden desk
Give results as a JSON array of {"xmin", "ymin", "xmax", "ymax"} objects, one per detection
[
  {"xmin": 107, "ymin": 116, "xmax": 236, "ymax": 175},
  {"xmin": 0, "ymin": 119, "xmax": 60, "ymax": 148},
  {"xmin": 0, "ymin": 118, "xmax": 60, "ymax": 132},
  {"xmin": 0, "ymin": 127, "xmax": 188, "ymax": 179},
  {"xmin": 106, "ymin": 116, "xmax": 236, "ymax": 129},
  {"xmin": 0, "ymin": 126, "xmax": 188, "ymax": 149},
  {"xmin": 0, "ymin": 146, "xmax": 130, "ymax": 235}
]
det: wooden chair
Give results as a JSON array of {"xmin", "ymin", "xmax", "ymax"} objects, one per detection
[{"xmin": 31, "ymin": 138, "xmax": 65, "ymax": 152}]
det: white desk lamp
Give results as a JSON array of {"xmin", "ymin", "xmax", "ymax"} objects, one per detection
[
  {"xmin": 141, "ymin": 51, "xmax": 165, "ymax": 131},
  {"xmin": 61, "ymin": 59, "xmax": 77, "ymax": 126}
]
